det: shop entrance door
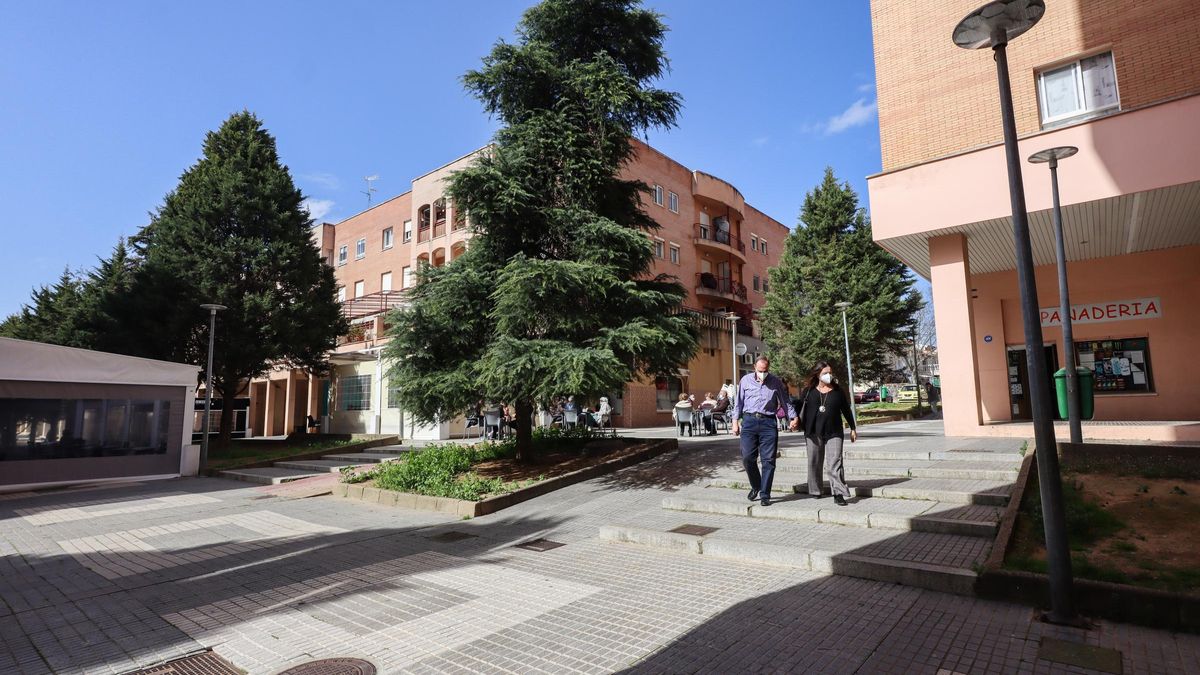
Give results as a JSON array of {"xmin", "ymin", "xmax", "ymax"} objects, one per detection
[{"xmin": 1007, "ymin": 345, "xmax": 1059, "ymax": 420}]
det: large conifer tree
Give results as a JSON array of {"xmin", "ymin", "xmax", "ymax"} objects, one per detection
[
  {"xmin": 385, "ymin": 0, "xmax": 697, "ymax": 460},
  {"xmin": 760, "ymin": 168, "xmax": 922, "ymax": 385}
]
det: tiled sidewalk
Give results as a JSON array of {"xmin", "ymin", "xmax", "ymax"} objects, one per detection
[{"xmin": 0, "ymin": 421, "xmax": 1196, "ymax": 674}]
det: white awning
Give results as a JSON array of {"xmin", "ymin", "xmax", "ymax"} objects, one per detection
[{"xmin": 0, "ymin": 337, "xmax": 198, "ymax": 387}]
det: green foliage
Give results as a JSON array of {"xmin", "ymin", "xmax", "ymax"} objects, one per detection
[
  {"xmin": 1, "ymin": 268, "xmax": 92, "ymax": 348},
  {"xmin": 385, "ymin": 0, "xmax": 696, "ymax": 460},
  {"xmin": 346, "ymin": 442, "xmax": 529, "ymax": 501},
  {"xmin": 758, "ymin": 168, "xmax": 923, "ymax": 384},
  {"xmin": 1021, "ymin": 474, "xmax": 1126, "ymax": 550}
]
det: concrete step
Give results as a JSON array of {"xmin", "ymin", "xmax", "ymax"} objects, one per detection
[
  {"xmin": 363, "ymin": 444, "xmax": 410, "ymax": 455},
  {"xmin": 218, "ymin": 467, "xmax": 326, "ymax": 485},
  {"xmin": 274, "ymin": 459, "xmax": 362, "ymax": 473},
  {"xmin": 599, "ymin": 522, "xmax": 979, "ymax": 595},
  {"xmin": 772, "ymin": 458, "xmax": 1018, "ymax": 482},
  {"xmin": 707, "ymin": 473, "xmax": 1012, "ymax": 506},
  {"xmin": 660, "ymin": 489, "xmax": 1000, "ymax": 538},
  {"xmin": 777, "ymin": 448, "xmax": 1022, "ymax": 463},
  {"xmin": 320, "ymin": 452, "xmax": 405, "ymax": 464}
]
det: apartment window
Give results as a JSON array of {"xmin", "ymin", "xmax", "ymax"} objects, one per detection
[
  {"xmin": 339, "ymin": 374, "xmax": 372, "ymax": 411},
  {"xmin": 338, "ymin": 246, "xmax": 347, "ymax": 266},
  {"xmin": 655, "ymin": 376, "xmax": 683, "ymax": 412},
  {"xmin": 402, "ymin": 266, "xmax": 413, "ymax": 289},
  {"xmin": 653, "ymin": 184, "xmax": 664, "ymax": 206},
  {"xmin": 380, "ymin": 271, "xmax": 393, "ymax": 292},
  {"xmin": 762, "ymin": 279, "xmax": 770, "ymax": 293},
  {"xmin": 761, "ymin": 241, "xmax": 769, "ymax": 256},
  {"xmin": 1038, "ymin": 51, "xmax": 1118, "ymax": 126},
  {"xmin": 403, "ymin": 220, "xmax": 413, "ymax": 243},
  {"xmin": 382, "ymin": 227, "xmax": 394, "ymax": 249},
  {"xmin": 355, "ymin": 238, "xmax": 366, "ymax": 260},
  {"xmin": 753, "ymin": 275, "xmax": 760, "ymax": 292},
  {"xmin": 668, "ymin": 191, "xmax": 679, "ymax": 213},
  {"xmin": 336, "ymin": 286, "xmax": 346, "ymax": 302},
  {"xmin": 387, "ymin": 381, "xmax": 402, "ymax": 409},
  {"xmin": 699, "ymin": 223, "xmax": 710, "ymax": 240},
  {"xmin": 669, "ymin": 246, "xmax": 680, "ymax": 265},
  {"xmin": 751, "ymin": 235, "xmax": 759, "ymax": 251},
  {"xmin": 654, "ymin": 240, "xmax": 664, "ymax": 258},
  {"xmin": 353, "ymin": 280, "xmax": 365, "ymax": 298}
]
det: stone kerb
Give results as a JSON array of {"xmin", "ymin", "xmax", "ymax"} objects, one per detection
[{"xmin": 334, "ymin": 438, "xmax": 677, "ymax": 517}]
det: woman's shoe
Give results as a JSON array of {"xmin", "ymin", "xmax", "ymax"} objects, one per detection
[{"xmin": 834, "ymin": 495, "xmax": 848, "ymax": 506}]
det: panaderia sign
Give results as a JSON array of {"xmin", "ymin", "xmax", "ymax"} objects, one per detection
[{"xmin": 1040, "ymin": 297, "xmax": 1162, "ymax": 327}]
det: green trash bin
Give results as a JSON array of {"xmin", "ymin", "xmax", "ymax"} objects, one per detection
[{"xmin": 1054, "ymin": 367, "xmax": 1095, "ymax": 420}]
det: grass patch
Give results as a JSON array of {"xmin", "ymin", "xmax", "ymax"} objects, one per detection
[{"xmin": 207, "ymin": 438, "xmax": 359, "ymax": 471}]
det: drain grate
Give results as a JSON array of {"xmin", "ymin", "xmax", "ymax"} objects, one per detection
[
  {"xmin": 426, "ymin": 530, "xmax": 478, "ymax": 543},
  {"xmin": 514, "ymin": 538, "xmax": 565, "ymax": 552},
  {"xmin": 278, "ymin": 658, "xmax": 377, "ymax": 675},
  {"xmin": 669, "ymin": 524, "xmax": 720, "ymax": 536},
  {"xmin": 129, "ymin": 651, "xmax": 241, "ymax": 675}
]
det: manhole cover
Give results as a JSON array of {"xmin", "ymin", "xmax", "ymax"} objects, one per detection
[
  {"xmin": 278, "ymin": 658, "xmax": 377, "ymax": 675},
  {"xmin": 669, "ymin": 524, "xmax": 720, "ymax": 536},
  {"xmin": 514, "ymin": 538, "xmax": 565, "ymax": 552},
  {"xmin": 129, "ymin": 651, "xmax": 241, "ymax": 675},
  {"xmin": 427, "ymin": 530, "xmax": 478, "ymax": 543}
]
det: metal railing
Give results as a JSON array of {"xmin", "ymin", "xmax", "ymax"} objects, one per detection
[
  {"xmin": 695, "ymin": 273, "xmax": 748, "ymax": 301},
  {"xmin": 693, "ymin": 223, "xmax": 746, "ymax": 253},
  {"xmin": 339, "ymin": 290, "xmax": 408, "ymax": 320}
]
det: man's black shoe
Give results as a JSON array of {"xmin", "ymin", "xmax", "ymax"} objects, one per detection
[
  {"xmin": 747, "ymin": 488, "xmax": 759, "ymax": 502},
  {"xmin": 760, "ymin": 497, "xmax": 771, "ymax": 506},
  {"xmin": 834, "ymin": 495, "xmax": 848, "ymax": 506}
]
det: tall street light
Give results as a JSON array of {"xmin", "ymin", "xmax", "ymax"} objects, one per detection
[
  {"xmin": 199, "ymin": 303, "xmax": 227, "ymax": 473},
  {"xmin": 1029, "ymin": 146, "xmax": 1082, "ymax": 444},
  {"xmin": 834, "ymin": 302, "xmax": 856, "ymax": 423},
  {"xmin": 725, "ymin": 312, "xmax": 739, "ymax": 387},
  {"xmin": 953, "ymin": 0, "xmax": 1076, "ymax": 623}
]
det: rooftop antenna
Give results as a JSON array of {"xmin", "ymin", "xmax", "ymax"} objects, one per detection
[{"xmin": 362, "ymin": 175, "xmax": 379, "ymax": 207}]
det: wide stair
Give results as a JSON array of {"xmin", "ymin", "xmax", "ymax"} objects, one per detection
[
  {"xmin": 218, "ymin": 444, "xmax": 409, "ymax": 485},
  {"xmin": 600, "ymin": 442, "xmax": 1023, "ymax": 595}
]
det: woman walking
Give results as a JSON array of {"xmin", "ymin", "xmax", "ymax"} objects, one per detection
[{"xmin": 800, "ymin": 361, "xmax": 857, "ymax": 506}]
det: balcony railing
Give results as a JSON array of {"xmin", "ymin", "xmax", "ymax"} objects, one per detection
[
  {"xmin": 340, "ymin": 290, "xmax": 408, "ymax": 320},
  {"xmin": 693, "ymin": 223, "xmax": 746, "ymax": 254},
  {"xmin": 695, "ymin": 273, "xmax": 748, "ymax": 301},
  {"xmin": 671, "ymin": 305, "xmax": 755, "ymax": 338}
]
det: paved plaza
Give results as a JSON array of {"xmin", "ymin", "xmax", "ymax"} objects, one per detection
[{"xmin": 1, "ymin": 421, "xmax": 1197, "ymax": 674}]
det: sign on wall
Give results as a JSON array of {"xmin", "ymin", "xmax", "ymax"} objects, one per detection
[{"xmin": 1040, "ymin": 297, "xmax": 1162, "ymax": 327}]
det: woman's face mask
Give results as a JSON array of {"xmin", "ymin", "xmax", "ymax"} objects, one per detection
[{"xmin": 820, "ymin": 372, "xmax": 833, "ymax": 384}]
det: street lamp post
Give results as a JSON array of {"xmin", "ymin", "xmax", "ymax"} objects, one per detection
[
  {"xmin": 1029, "ymin": 146, "xmax": 1082, "ymax": 444},
  {"xmin": 199, "ymin": 303, "xmax": 227, "ymax": 472},
  {"xmin": 911, "ymin": 323, "xmax": 923, "ymax": 415},
  {"xmin": 953, "ymin": 0, "xmax": 1076, "ymax": 623},
  {"xmin": 834, "ymin": 302, "xmax": 856, "ymax": 423},
  {"xmin": 725, "ymin": 312, "xmax": 739, "ymax": 387}
]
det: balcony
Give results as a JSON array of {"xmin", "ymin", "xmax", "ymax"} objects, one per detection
[
  {"xmin": 692, "ymin": 223, "xmax": 747, "ymax": 261},
  {"xmin": 672, "ymin": 305, "xmax": 754, "ymax": 339},
  {"xmin": 695, "ymin": 273, "xmax": 747, "ymax": 302},
  {"xmin": 340, "ymin": 290, "xmax": 408, "ymax": 320}
]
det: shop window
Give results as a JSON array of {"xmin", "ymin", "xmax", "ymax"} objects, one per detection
[
  {"xmin": 655, "ymin": 376, "xmax": 682, "ymax": 411},
  {"xmin": 1, "ymin": 398, "xmax": 171, "ymax": 461},
  {"xmin": 339, "ymin": 374, "xmax": 372, "ymax": 411},
  {"xmin": 1037, "ymin": 51, "xmax": 1118, "ymax": 127},
  {"xmin": 1077, "ymin": 337, "xmax": 1153, "ymax": 393}
]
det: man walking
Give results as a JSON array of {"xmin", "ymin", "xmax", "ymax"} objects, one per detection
[{"xmin": 733, "ymin": 356, "xmax": 797, "ymax": 506}]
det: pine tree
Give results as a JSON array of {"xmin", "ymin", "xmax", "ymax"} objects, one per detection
[
  {"xmin": 0, "ymin": 268, "xmax": 91, "ymax": 348},
  {"xmin": 384, "ymin": 0, "xmax": 697, "ymax": 461},
  {"xmin": 760, "ymin": 168, "xmax": 923, "ymax": 387},
  {"xmin": 127, "ymin": 111, "xmax": 347, "ymax": 446}
]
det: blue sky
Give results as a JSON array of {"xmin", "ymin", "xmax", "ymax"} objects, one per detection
[{"xmin": 0, "ymin": 0, "xmax": 911, "ymax": 317}]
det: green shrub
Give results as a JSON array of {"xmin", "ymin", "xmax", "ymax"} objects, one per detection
[{"xmin": 1023, "ymin": 474, "xmax": 1126, "ymax": 549}]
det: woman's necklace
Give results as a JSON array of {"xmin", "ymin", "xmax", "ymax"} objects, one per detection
[{"xmin": 818, "ymin": 390, "xmax": 830, "ymax": 413}]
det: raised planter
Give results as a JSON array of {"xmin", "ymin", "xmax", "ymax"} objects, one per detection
[
  {"xmin": 977, "ymin": 442, "xmax": 1200, "ymax": 634},
  {"xmin": 334, "ymin": 438, "xmax": 677, "ymax": 517},
  {"xmin": 205, "ymin": 435, "xmax": 400, "ymax": 475}
]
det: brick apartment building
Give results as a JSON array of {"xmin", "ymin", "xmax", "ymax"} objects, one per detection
[
  {"xmin": 249, "ymin": 140, "xmax": 788, "ymax": 438},
  {"xmin": 868, "ymin": 0, "xmax": 1200, "ymax": 440}
]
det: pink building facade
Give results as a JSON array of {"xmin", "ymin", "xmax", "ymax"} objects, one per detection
[{"xmin": 869, "ymin": 0, "xmax": 1200, "ymax": 441}]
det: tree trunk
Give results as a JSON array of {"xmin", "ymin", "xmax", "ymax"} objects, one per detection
[
  {"xmin": 514, "ymin": 399, "xmax": 535, "ymax": 463},
  {"xmin": 214, "ymin": 376, "xmax": 242, "ymax": 448}
]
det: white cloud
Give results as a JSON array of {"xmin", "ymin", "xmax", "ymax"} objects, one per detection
[
  {"xmin": 302, "ymin": 198, "xmax": 335, "ymax": 221},
  {"xmin": 301, "ymin": 172, "xmax": 340, "ymax": 190},
  {"xmin": 751, "ymin": 136, "xmax": 770, "ymax": 147},
  {"xmin": 824, "ymin": 98, "xmax": 878, "ymax": 135},
  {"xmin": 857, "ymin": 82, "xmax": 875, "ymax": 93}
]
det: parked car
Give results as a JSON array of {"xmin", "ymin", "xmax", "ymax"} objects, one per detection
[
  {"xmin": 854, "ymin": 388, "xmax": 881, "ymax": 404},
  {"xmin": 895, "ymin": 384, "xmax": 920, "ymax": 403}
]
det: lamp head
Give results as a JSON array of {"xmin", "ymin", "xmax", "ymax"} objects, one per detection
[
  {"xmin": 952, "ymin": 0, "xmax": 1044, "ymax": 49},
  {"xmin": 1028, "ymin": 146, "xmax": 1079, "ymax": 165}
]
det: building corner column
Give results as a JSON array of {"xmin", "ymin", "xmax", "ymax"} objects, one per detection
[{"xmin": 929, "ymin": 234, "xmax": 984, "ymax": 435}]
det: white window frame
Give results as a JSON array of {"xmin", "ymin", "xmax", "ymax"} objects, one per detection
[
  {"xmin": 652, "ymin": 184, "xmax": 664, "ymax": 206},
  {"xmin": 353, "ymin": 280, "xmax": 365, "ymax": 298},
  {"xmin": 337, "ymin": 245, "xmax": 347, "ymax": 266},
  {"xmin": 653, "ymin": 240, "xmax": 664, "ymax": 259},
  {"xmin": 668, "ymin": 191, "xmax": 679, "ymax": 213},
  {"xmin": 336, "ymin": 286, "xmax": 346, "ymax": 302},
  {"xmin": 380, "ymin": 271, "xmax": 393, "ymax": 292},
  {"xmin": 750, "ymin": 235, "xmax": 758, "ymax": 251},
  {"xmin": 401, "ymin": 266, "xmax": 413, "ymax": 289},
  {"xmin": 669, "ymin": 245, "xmax": 679, "ymax": 265},
  {"xmin": 1037, "ymin": 50, "xmax": 1120, "ymax": 127},
  {"xmin": 761, "ymin": 241, "xmax": 769, "ymax": 256},
  {"xmin": 382, "ymin": 227, "xmax": 394, "ymax": 250},
  {"xmin": 402, "ymin": 219, "xmax": 413, "ymax": 243},
  {"xmin": 355, "ymin": 238, "xmax": 366, "ymax": 260}
]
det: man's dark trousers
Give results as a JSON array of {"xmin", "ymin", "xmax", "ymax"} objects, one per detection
[{"xmin": 740, "ymin": 414, "xmax": 779, "ymax": 499}]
